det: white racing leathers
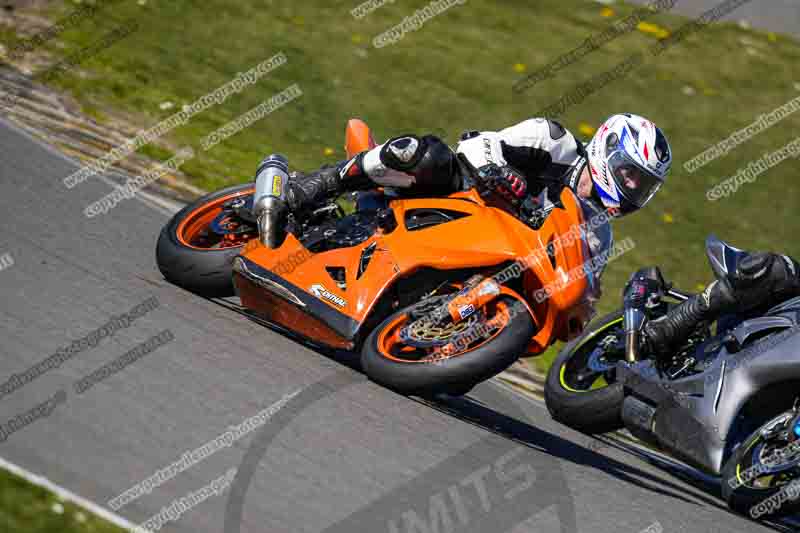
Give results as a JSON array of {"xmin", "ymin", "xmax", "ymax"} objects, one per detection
[{"xmin": 358, "ymin": 118, "xmax": 613, "ymax": 286}]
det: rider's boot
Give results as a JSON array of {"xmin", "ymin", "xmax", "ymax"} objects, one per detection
[
  {"xmin": 285, "ymin": 157, "xmax": 371, "ymax": 214},
  {"xmin": 643, "ymin": 280, "xmax": 735, "ymax": 360},
  {"xmin": 644, "ymin": 252, "xmax": 800, "ymax": 360}
]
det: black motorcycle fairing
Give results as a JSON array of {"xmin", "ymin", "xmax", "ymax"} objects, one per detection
[
  {"xmin": 617, "ymin": 300, "xmax": 800, "ymax": 475},
  {"xmin": 705, "ymin": 234, "xmax": 749, "ymax": 285}
]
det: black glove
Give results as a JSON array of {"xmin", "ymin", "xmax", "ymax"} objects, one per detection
[{"xmin": 476, "ymin": 164, "xmax": 528, "ymax": 205}]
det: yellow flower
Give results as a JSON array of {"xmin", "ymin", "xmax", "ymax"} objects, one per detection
[
  {"xmin": 662, "ymin": 213, "xmax": 674, "ymax": 223},
  {"xmin": 513, "ymin": 63, "xmax": 527, "ymax": 73},
  {"xmin": 767, "ymin": 32, "xmax": 778, "ymax": 43},
  {"xmin": 351, "ymin": 34, "xmax": 364, "ymax": 44},
  {"xmin": 697, "ymin": 81, "xmax": 718, "ymax": 96},
  {"xmin": 578, "ymin": 123, "xmax": 596, "ymax": 137},
  {"xmin": 324, "ymin": 147, "xmax": 335, "ymax": 156},
  {"xmin": 695, "ymin": 283, "xmax": 706, "ymax": 292},
  {"xmin": 601, "ymin": 7, "xmax": 614, "ymax": 18},
  {"xmin": 637, "ymin": 22, "xmax": 670, "ymax": 40}
]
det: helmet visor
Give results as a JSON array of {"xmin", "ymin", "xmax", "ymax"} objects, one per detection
[{"xmin": 607, "ymin": 151, "xmax": 663, "ymax": 208}]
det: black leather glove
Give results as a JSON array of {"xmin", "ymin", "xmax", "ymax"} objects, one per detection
[{"xmin": 476, "ymin": 164, "xmax": 528, "ymax": 205}]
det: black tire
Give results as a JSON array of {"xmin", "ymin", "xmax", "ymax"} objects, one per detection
[
  {"xmin": 156, "ymin": 183, "xmax": 254, "ymax": 297},
  {"xmin": 544, "ymin": 310, "xmax": 626, "ymax": 434},
  {"xmin": 721, "ymin": 411, "xmax": 800, "ymax": 518},
  {"xmin": 361, "ymin": 296, "xmax": 535, "ymax": 396}
]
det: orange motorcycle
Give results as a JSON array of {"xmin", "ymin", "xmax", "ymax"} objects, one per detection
[{"xmin": 156, "ymin": 120, "xmax": 599, "ymax": 395}]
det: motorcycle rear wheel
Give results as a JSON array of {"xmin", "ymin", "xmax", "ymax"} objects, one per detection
[{"xmin": 156, "ymin": 183, "xmax": 255, "ymax": 297}]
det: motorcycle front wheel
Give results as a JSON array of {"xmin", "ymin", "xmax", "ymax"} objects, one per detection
[
  {"xmin": 721, "ymin": 409, "xmax": 800, "ymax": 518},
  {"xmin": 361, "ymin": 295, "xmax": 535, "ymax": 396},
  {"xmin": 544, "ymin": 310, "xmax": 627, "ymax": 434}
]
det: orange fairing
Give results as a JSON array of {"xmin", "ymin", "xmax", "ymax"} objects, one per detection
[
  {"xmin": 523, "ymin": 188, "xmax": 593, "ymax": 351},
  {"xmin": 345, "ymin": 118, "xmax": 377, "ymax": 159},
  {"xmin": 237, "ymin": 119, "xmax": 595, "ymax": 352}
]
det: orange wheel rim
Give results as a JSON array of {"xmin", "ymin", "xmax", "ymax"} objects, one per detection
[
  {"xmin": 376, "ymin": 300, "xmax": 512, "ymax": 364},
  {"xmin": 176, "ymin": 188, "xmax": 255, "ymax": 250}
]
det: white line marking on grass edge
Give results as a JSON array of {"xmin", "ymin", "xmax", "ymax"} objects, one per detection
[{"xmin": 0, "ymin": 454, "xmax": 141, "ymax": 532}]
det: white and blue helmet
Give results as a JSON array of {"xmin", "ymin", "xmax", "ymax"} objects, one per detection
[{"xmin": 586, "ymin": 114, "xmax": 672, "ymax": 216}]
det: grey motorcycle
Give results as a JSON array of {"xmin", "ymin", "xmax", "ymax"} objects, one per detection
[{"xmin": 545, "ymin": 235, "xmax": 800, "ymax": 517}]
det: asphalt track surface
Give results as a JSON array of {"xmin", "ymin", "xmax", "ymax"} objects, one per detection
[
  {"xmin": 0, "ymin": 117, "xmax": 792, "ymax": 533},
  {"xmin": 628, "ymin": 0, "xmax": 800, "ymax": 38}
]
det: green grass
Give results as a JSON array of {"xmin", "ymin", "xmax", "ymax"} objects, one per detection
[
  {"xmin": 0, "ymin": 467, "xmax": 124, "ymax": 533},
  {"xmin": 3, "ymin": 0, "xmax": 800, "ymax": 374}
]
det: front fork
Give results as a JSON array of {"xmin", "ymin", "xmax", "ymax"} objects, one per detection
[{"xmin": 435, "ymin": 275, "xmax": 535, "ymax": 327}]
